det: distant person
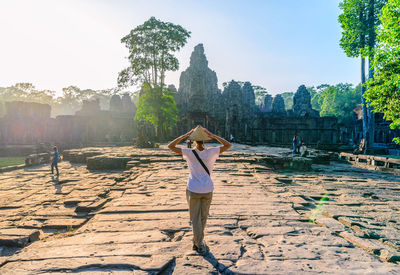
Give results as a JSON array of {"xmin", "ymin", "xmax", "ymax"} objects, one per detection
[
  {"xmin": 186, "ymin": 138, "xmax": 192, "ymax": 148},
  {"xmin": 300, "ymin": 142, "xmax": 308, "ymax": 157},
  {"xmin": 51, "ymin": 146, "xmax": 60, "ymax": 177},
  {"xmin": 168, "ymin": 125, "xmax": 232, "ymax": 254},
  {"xmin": 296, "ymin": 136, "xmax": 302, "ymax": 154},
  {"xmin": 229, "ymin": 134, "xmax": 235, "ymax": 143},
  {"xmin": 292, "ymin": 135, "xmax": 297, "ymax": 156}
]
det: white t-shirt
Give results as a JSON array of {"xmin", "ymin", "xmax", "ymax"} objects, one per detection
[{"xmin": 181, "ymin": 146, "xmax": 221, "ymax": 193}]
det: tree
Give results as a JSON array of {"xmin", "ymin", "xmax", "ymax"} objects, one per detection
[
  {"xmin": 280, "ymin": 92, "xmax": 294, "ymax": 110},
  {"xmin": 317, "ymin": 83, "xmax": 361, "ymax": 124},
  {"xmin": 118, "ymin": 17, "xmax": 191, "ymax": 89},
  {"xmin": 135, "ymin": 85, "xmax": 178, "ymax": 138},
  {"xmin": 309, "ymin": 84, "xmax": 331, "ymax": 111},
  {"xmin": 365, "ymin": 0, "xmax": 400, "ymax": 143},
  {"xmin": 0, "ymin": 83, "xmax": 56, "ymax": 105},
  {"xmin": 339, "ymin": 0, "xmax": 385, "ymax": 151},
  {"xmin": 252, "ymin": 85, "xmax": 268, "ymax": 106}
]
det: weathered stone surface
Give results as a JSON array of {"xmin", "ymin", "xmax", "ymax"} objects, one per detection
[
  {"xmin": 261, "ymin": 94, "xmax": 273, "ymax": 113},
  {"xmin": 25, "ymin": 153, "xmax": 50, "ymax": 166},
  {"xmin": 86, "ymin": 155, "xmax": 131, "ymax": 170},
  {"xmin": 292, "ymin": 85, "xmax": 320, "ymax": 118},
  {"xmin": 0, "ymin": 229, "xmax": 40, "ymax": 247},
  {"xmin": 109, "ymin": 94, "xmax": 123, "ymax": 112},
  {"xmin": 290, "ymin": 157, "xmax": 313, "ymax": 171},
  {"xmin": 0, "ymin": 144, "xmax": 399, "ymax": 274},
  {"xmin": 176, "ymin": 43, "xmax": 221, "ymax": 120},
  {"xmin": 272, "ymin": 94, "xmax": 286, "ymax": 115}
]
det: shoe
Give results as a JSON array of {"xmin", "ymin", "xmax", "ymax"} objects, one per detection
[{"xmin": 193, "ymin": 242, "xmax": 208, "ymax": 255}]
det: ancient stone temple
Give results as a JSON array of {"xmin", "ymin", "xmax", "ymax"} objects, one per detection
[
  {"xmin": 0, "ymin": 95, "xmax": 138, "ymax": 151},
  {"xmin": 271, "ymin": 94, "xmax": 286, "ymax": 115},
  {"xmin": 175, "ymin": 44, "xmax": 340, "ymax": 146},
  {"xmin": 176, "ymin": 43, "xmax": 223, "ymax": 134},
  {"xmin": 0, "ymin": 101, "xmax": 52, "ymax": 145},
  {"xmin": 55, "ymin": 95, "xmax": 137, "ymax": 145},
  {"xmin": 260, "ymin": 94, "xmax": 273, "ymax": 113},
  {"xmin": 222, "ymin": 81, "xmax": 257, "ymax": 141},
  {"xmin": 290, "ymin": 85, "xmax": 319, "ymax": 117}
]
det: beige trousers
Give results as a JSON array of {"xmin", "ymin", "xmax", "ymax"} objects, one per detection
[{"xmin": 186, "ymin": 189, "xmax": 213, "ymax": 247}]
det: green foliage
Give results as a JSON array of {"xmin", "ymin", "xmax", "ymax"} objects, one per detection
[
  {"xmin": 119, "ymin": 17, "xmax": 191, "ymax": 89},
  {"xmin": 312, "ymin": 83, "xmax": 361, "ymax": 123},
  {"xmin": 365, "ymin": 0, "xmax": 400, "ymax": 142},
  {"xmin": 0, "ymin": 83, "xmax": 125, "ymax": 117},
  {"xmin": 339, "ymin": 0, "xmax": 386, "ymax": 58},
  {"xmin": 0, "ymin": 157, "xmax": 25, "ymax": 168},
  {"xmin": 253, "ymin": 85, "xmax": 268, "ymax": 106},
  {"xmin": 280, "ymin": 92, "xmax": 294, "ymax": 110},
  {"xmin": 0, "ymin": 83, "xmax": 55, "ymax": 105},
  {"xmin": 55, "ymin": 86, "xmax": 115, "ymax": 115},
  {"xmin": 309, "ymin": 84, "xmax": 330, "ymax": 110},
  {"xmin": 135, "ymin": 85, "xmax": 178, "ymax": 136}
]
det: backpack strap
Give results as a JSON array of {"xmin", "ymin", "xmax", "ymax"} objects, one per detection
[{"xmin": 192, "ymin": 150, "xmax": 210, "ymax": 175}]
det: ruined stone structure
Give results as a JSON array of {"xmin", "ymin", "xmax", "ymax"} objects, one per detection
[
  {"xmin": 260, "ymin": 94, "xmax": 273, "ymax": 113},
  {"xmin": 0, "ymin": 101, "xmax": 52, "ymax": 145},
  {"xmin": 176, "ymin": 44, "xmax": 223, "ymax": 134},
  {"xmin": 290, "ymin": 85, "xmax": 320, "ymax": 118},
  {"xmin": 351, "ymin": 106, "xmax": 400, "ymax": 154},
  {"xmin": 271, "ymin": 94, "xmax": 286, "ymax": 115},
  {"xmin": 0, "ymin": 95, "xmax": 137, "ymax": 150},
  {"xmin": 175, "ymin": 44, "xmax": 340, "ymax": 146}
]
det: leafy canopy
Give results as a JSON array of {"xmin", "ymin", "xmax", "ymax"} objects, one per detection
[
  {"xmin": 135, "ymin": 84, "xmax": 178, "ymax": 133},
  {"xmin": 365, "ymin": 0, "xmax": 400, "ymax": 142},
  {"xmin": 0, "ymin": 83, "xmax": 123, "ymax": 117},
  {"xmin": 339, "ymin": 0, "xmax": 386, "ymax": 58},
  {"xmin": 315, "ymin": 83, "xmax": 361, "ymax": 124},
  {"xmin": 118, "ymin": 17, "xmax": 191, "ymax": 89}
]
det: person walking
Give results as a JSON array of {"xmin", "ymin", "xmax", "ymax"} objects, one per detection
[
  {"xmin": 167, "ymin": 126, "xmax": 232, "ymax": 254},
  {"xmin": 51, "ymin": 146, "xmax": 60, "ymax": 177}
]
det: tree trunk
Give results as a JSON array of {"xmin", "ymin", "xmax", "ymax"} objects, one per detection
[
  {"xmin": 368, "ymin": 58, "xmax": 375, "ymax": 148},
  {"xmin": 367, "ymin": 0, "xmax": 376, "ymax": 149},
  {"xmin": 361, "ymin": 56, "xmax": 369, "ymax": 154}
]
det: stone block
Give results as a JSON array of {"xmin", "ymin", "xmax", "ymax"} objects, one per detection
[
  {"xmin": 339, "ymin": 231, "xmax": 382, "ymax": 254},
  {"xmin": 86, "ymin": 156, "xmax": 132, "ymax": 170},
  {"xmin": 290, "ymin": 157, "xmax": 313, "ymax": 171},
  {"xmin": 0, "ymin": 228, "xmax": 40, "ymax": 247},
  {"xmin": 25, "ymin": 153, "xmax": 50, "ymax": 166}
]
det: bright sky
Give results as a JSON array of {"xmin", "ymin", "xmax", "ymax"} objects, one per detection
[{"xmin": 0, "ymin": 0, "xmax": 359, "ymax": 96}]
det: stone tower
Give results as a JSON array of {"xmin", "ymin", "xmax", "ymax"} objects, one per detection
[
  {"xmin": 121, "ymin": 93, "xmax": 136, "ymax": 114},
  {"xmin": 176, "ymin": 44, "xmax": 222, "ymax": 119},
  {"xmin": 272, "ymin": 94, "xmax": 286, "ymax": 115},
  {"xmin": 292, "ymin": 85, "xmax": 319, "ymax": 117},
  {"xmin": 261, "ymin": 94, "xmax": 273, "ymax": 112},
  {"xmin": 109, "ymin": 95, "xmax": 123, "ymax": 112}
]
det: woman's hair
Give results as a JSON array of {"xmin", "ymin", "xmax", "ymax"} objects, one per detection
[
  {"xmin": 194, "ymin": 140, "xmax": 204, "ymax": 145},
  {"xmin": 53, "ymin": 146, "xmax": 58, "ymax": 151}
]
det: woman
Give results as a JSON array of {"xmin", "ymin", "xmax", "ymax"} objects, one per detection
[{"xmin": 167, "ymin": 126, "xmax": 231, "ymax": 254}]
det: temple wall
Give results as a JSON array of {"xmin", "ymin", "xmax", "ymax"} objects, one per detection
[
  {"xmin": 250, "ymin": 116, "xmax": 338, "ymax": 145},
  {"xmin": 0, "ymin": 99, "xmax": 138, "ymax": 151}
]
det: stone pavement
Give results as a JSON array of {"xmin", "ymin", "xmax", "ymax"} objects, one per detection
[{"xmin": 0, "ymin": 145, "xmax": 400, "ymax": 274}]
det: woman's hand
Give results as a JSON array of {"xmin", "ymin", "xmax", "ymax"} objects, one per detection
[{"xmin": 184, "ymin": 129, "xmax": 194, "ymax": 138}]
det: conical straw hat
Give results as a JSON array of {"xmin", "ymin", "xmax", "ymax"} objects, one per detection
[{"xmin": 189, "ymin": 125, "xmax": 212, "ymax": 141}]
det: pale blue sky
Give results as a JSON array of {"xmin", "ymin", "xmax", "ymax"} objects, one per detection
[{"xmin": 0, "ymin": 0, "xmax": 359, "ymax": 95}]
